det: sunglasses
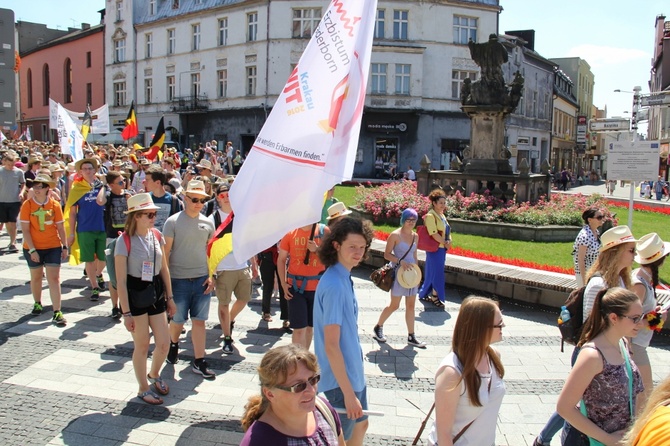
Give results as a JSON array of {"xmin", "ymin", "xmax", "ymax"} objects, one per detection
[
  {"xmin": 140, "ymin": 212, "xmax": 157, "ymax": 219},
  {"xmin": 621, "ymin": 314, "xmax": 644, "ymax": 324},
  {"xmin": 33, "ymin": 183, "xmax": 49, "ymax": 190},
  {"xmin": 274, "ymin": 374, "xmax": 321, "ymax": 393},
  {"xmin": 218, "ymin": 191, "xmax": 229, "ymax": 198},
  {"xmin": 187, "ymin": 196, "xmax": 208, "ymax": 204},
  {"xmin": 594, "ymin": 215, "xmax": 604, "ymax": 220},
  {"xmin": 405, "ymin": 218, "xmax": 417, "ymax": 222},
  {"xmin": 116, "ymin": 180, "xmax": 125, "ymax": 185},
  {"xmin": 627, "ymin": 248, "xmax": 637, "ymax": 254},
  {"xmin": 491, "ymin": 321, "xmax": 505, "ymax": 329}
]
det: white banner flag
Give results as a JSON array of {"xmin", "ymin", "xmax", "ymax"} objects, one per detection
[
  {"xmin": 56, "ymin": 103, "xmax": 84, "ymax": 161},
  {"xmin": 49, "ymin": 98, "xmax": 110, "ymax": 134},
  {"xmin": 229, "ymin": 0, "xmax": 377, "ymax": 263},
  {"xmin": 0, "ymin": 130, "xmax": 6, "ymax": 143}
]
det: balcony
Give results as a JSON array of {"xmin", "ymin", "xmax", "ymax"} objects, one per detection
[{"xmin": 171, "ymin": 94, "xmax": 209, "ymax": 113}]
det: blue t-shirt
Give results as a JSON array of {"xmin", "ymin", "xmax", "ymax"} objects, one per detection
[
  {"xmin": 75, "ymin": 186, "xmax": 105, "ymax": 232},
  {"xmin": 313, "ymin": 262, "xmax": 365, "ymax": 393},
  {"xmin": 151, "ymin": 192, "xmax": 182, "ymax": 230}
]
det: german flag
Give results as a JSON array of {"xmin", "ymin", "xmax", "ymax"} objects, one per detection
[
  {"xmin": 81, "ymin": 105, "xmax": 92, "ymax": 141},
  {"xmin": 207, "ymin": 212, "xmax": 234, "ymax": 277},
  {"xmin": 143, "ymin": 116, "xmax": 165, "ymax": 161},
  {"xmin": 121, "ymin": 101, "xmax": 139, "ymax": 140}
]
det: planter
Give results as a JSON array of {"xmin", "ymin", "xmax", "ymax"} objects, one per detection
[{"xmin": 351, "ymin": 207, "xmax": 580, "ymax": 242}]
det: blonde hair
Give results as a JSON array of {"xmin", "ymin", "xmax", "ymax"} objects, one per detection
[
  {"xmin": 623, "ymin": 375, "xmax": 670, "ymax": 444},
  {"xmin": 585, "ymin": 243, "xmax": 632, "ymax": 290},
  {"xmin": 240, "ymin": 345, "xmax": 319, "ymax": 431}
]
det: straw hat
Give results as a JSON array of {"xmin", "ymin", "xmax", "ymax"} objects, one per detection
[
  {"xmin": 196, "ymin": 159, "xmax": 213, "ymax": 170},
  {"xmin": 49, "ymin": 163, "xmax": 64, "ymax": 173},
  {"xmin": 66, "ymin": 162, "xmax": 76, "ymax": 173},
  {"xmin": 326, "ymin": 202, "xmax": 352, "ymax": 220},
  {"xmin": 162, "ymin": 156, "xmax": 176, "ymax": 166},
  {"xmin": 31, "ymin": 173, "xmax": 56, "ymax": 189},
  {"xmin": 112, "ymin": 159, "xmax": 124, "ymax": 167},
  {"xmin": 139, "ymin": 158, "xmax": 151, "ymax": 166},
  {"xmin": 599, "ymin": 225, "xmax": 637, "ymax": 252},
  {"xmin": 635, "ymin": 233, "xmax": 670, "ymax": 265},
  {"xmin": 75, "ymin": 158, "xmax": 99, "ymax": 171},
  {"xmin": 124, "ymin": 193, "xmax": 160, "ymax": 214},
  {"xmin": 184, "ymin": 180, "xmax": 209, "ymax": 197},
  {"xmin": 397, "ymin": 264, "xmax": 422, "ymax": 289}
]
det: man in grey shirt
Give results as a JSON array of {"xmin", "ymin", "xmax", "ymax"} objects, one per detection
[
  {"xmin": 162, "ymin": 180, "xmax": 216, "ymax": 379},
  {"xmin": 0, "ymin": 150, "xmax": 26, "ymax": 252}
]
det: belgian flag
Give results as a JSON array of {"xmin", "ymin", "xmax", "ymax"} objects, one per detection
[
  {"xmin": 142, "ymin": 116, "xmax": 165, "ymax": 161},
  {"xmin": 207, "ymin": 212, "xmax": 234, "ymax": 277},
  {"xmin": 121, "ymin": 101, "xmax": 139, "ymax": 140}
]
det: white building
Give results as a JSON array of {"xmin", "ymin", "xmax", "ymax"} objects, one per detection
[{"xmin": 105, "ymin": 0, "xmax": 501, "ymax": 177}]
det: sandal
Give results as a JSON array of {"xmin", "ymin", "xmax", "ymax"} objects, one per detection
[
  {"xmin": 138, "ymin": 389, "xmax": 163, "ymax": 405},
  {"xmin": 282, "ymin": 320, "xmax": 292, "ymax": 333},
  {"xmin": 262, "ymin": 313, "xmax": 273, "ymax": 322},
  {"xmin": 430, "ymin": 296, "xmax": 445, "ymax": 308},
  {"xmin": 147, "ymin": 374, "xmax": 169, "ymax": 395}
]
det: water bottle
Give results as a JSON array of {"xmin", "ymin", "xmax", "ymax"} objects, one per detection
[{"xmin": 560, "ymin": 305, "xmax": 571, "ymax": 323}]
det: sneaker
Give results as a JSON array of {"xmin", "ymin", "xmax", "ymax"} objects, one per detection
[
  {"xmin": 373, "ymin": 325, "xmax": 386, "ymax": 343},
  {"xmin": 90, "ymin": 288, "xmax": 100, "ymax": 301},
  {"xmin": 6, "ymin": 243, "xmax": 18, "ymax": 253},
  {"xmin": 191, "ymin": 359, "xmax": 216, "ymax": 379},
  {"xmin": 31, "ymin": 302, "xmax": 43, "ymax": 315},
  {"xmin": 111, "ymin": 307, "xmax": 122, "ymax": 319},
  {"xmin": 408, "ymin": 334, "xmax": 427, "ymax": 349},
  {"xmin": 222, "ymin": 336, "xmax": 234, "ymax": 355},
  {"xmin": 52, "ymin": 311, "xmax": 67, "ymax": 326},
  {"xmin": 252, "ymin": 276, "xmax": 262, "ymax": 286},
  {"xmin": 166, "ymin": 342, "xmax": 179, "ymax": 364},
  {"xmin": 96, "ymin": 275, "xmax": 106, "ymax": 291}
]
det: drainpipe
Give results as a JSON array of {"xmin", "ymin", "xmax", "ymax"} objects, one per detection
[{"xmin": 264, "ymin": 1, "xmax": 271, "ymax": 110}]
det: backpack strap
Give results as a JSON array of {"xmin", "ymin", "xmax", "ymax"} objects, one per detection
[
  {"xmin": 170, "ymin": 194, "xmax": 179, "ymax": 215},
  {"xmin": 314, "ymin": 396, "xmax": 338, "ymax": 436},
  {"xmin": 122, "ymin": 232, "xmax": 131, "ymax": 253}
]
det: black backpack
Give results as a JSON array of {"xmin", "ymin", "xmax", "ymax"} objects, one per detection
[{"xmin": 558, "ymin": 273, "xmax": 600, "ymax": 352}]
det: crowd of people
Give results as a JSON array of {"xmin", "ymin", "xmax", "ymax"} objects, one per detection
[{"xmin": 2, "ymin": 138, "xmax": 670, "ymax": 445}]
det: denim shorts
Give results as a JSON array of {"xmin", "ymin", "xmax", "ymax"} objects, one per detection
[
  {"xmin": 171, "ymin": 275, "xmax": 212, "ymax": 323},
  {"xmin": 23, "ymin": 247, "xmax": 63, "ymax": 269},
  {"xmin": 323, "ymin": 386, "xmax": 368, "ymax": 441}
]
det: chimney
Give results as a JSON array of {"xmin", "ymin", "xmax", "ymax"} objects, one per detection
[{"xmin": 81, "ymin": 23, "xmax": 90, "ymax": 30}]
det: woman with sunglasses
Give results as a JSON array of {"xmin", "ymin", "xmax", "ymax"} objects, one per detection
[
  {"xmin": 115, "ymin": 193, "xmax": 176, "ymax": 405},
  {"xmin": 557, "ymin": 288, "xmax": 644, "ymax": 445},
  {"xmin": 240, "ymin": 344, "xmax": 345, "ymax": 445},
  {"xmin": 572, "ymin": 207, "xmax": 604, "ymax": 287},
  {"xmin": 19, "ymin": 174, "xmax": 69, "ymax": 325},
  {"xmin": 418, "ymin": 189, "xmax": 451, "ymax": 309},
  {"xmin": 427, "ymin": 296, "xmax": 506, "ymax": 445},
  {"xmin": 373, "ymin": 208, "xmax": 426, "ymax": 348}
]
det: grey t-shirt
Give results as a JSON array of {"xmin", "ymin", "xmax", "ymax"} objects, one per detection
[
  {"xmin": 114, "ymin": 230, "xmax": 165, "ymax": 278},
  {"xmin": 0, "ymin": 167, "xmax": 25, "ymax": 203},
  {"xmin": 162, "ymin": 211, "xmax": 214, "ymax": 279}
]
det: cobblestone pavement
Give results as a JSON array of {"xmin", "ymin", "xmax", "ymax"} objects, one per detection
[{"xmin": 0, "ymin": 234, "xmax": 668, "ymax": 445}]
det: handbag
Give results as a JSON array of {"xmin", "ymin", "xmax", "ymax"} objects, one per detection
[
  {"xmin": 127, "ymin": 232, "xmax": 158, "ymax": 309},
  {"xmin": 577, "ymin": 340, "xmax": 634, "ymax": 446},
  {"xmin": 417, "ymin": 213, "xmax": 445, "ymax": 253},
  {"xmin": 370, "ymin": 235, "xmax": 415, "ymax": 292}
]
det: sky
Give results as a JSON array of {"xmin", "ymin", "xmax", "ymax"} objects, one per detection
[{"xmin": 1, "ymin": 0, "xmax": 663, "ymax": 135}]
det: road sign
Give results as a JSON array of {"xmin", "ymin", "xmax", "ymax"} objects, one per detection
[
  {"xmin": 606, "ymin": 141, "xmax": 661, "ymax": 181},
  {"xmin": 589, "ymin": 118, "xmax": 630, "ymax": 132},
  {"xmin": 640, "ymin": 92, "xmax": 670, "ymax": 107}
]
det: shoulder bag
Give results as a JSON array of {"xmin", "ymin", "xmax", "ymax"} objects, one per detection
[
  {"xmin": 126, "ymin": 231, "xmax": 158, "ymax": 309},
  {"xmin": 370, "ymin": 235, "xmax": 415, "ymax": 292},
  {"xmin": 417, "ymin": 213, "xmax": 441, "ymax": 252}
]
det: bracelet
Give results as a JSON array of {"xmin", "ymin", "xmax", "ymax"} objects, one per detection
[
  {"xmin": 28, "ymin": 248, "xmax": 36, "ymax": 254},
  {"xmin": 122, "ymin": 312, "xmax": 132, "ymax": 318},
  {"xmin": 62, "ymin": 245, "xmax": 68, "ymax": 250},
  {"xmin": 166, "ymin": 296, "xmax": 173, "ymax": 301}
]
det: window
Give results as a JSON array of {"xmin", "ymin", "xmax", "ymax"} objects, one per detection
[
  {"xmin": 393, "ymin": 10, "xmax": 408, "ymax": 40},
  {"xmin": 293, "ymin": 8, "xmax": 321, "ymax": 38},
  {"xmin": 531, "ymin": 91, "xmax": 537, "ymax": 117},
  {"xmin": 395, "ymin": 64, "xmax": 410, "ymax": 95},
  {"xmin": 375, "ymin": 9, "xmax": 385, "ymax": 39},
  {"xmin": 218, "ymin": 18, "xmax": 228, "ymax": 46},
  {"xmin": 217, "ymin": 70, "xmax": 227, "ymax": 98},
  {"xmin": 172, "ymin": 0, "xmax": 179, "ymax": 10},
  {"xmin": 115, "ymin": 1, "xmax": 122, "ymax": 22},
  {"xmin": 167, "ymin": 29, "xmax": 176, "ymax": 55},
  {"xmin": 64, "ymin": 58, "xmax": 73, "ymax": 103},
  {"xmin": 41, "ymin": 124, "xmax": 47, "ymax": 140},
  {"xmin": 86, "ymin": 51, "xmax": 91, "ymax": 68},
  {"xmin": 247, "ymin": 12, "xmax": 258, "ymax": 42},
  {"xmin": 167, "ymin": 76, "xmax": 175, "ymax": 101},
  {"xmin": 42, "ymin": 64, "xmax": 50, "ymax": 106},
  {"xmin": 190, "ymin": 73, "xmax": 200, "ymax": 96},
  {"xmin": 192, "ymin": 23, "xmax": 200, "ymax": 51},
  {"xmin": 453, "ymin": 16, "xmax": 477, "ymax": 44},
  {"xmin": 370, "ymin": 63, "xmax": 387, "ymax": 94},
  {"xmin": 145, "ymin": 78, "xmax": 153, "ymax": 104},
  {"xmin": 26, "ymin": 69, "xmax": 32, "ymax": 108},
  {"xmin": 86, "ymin": 83, "xmax": 92, "ymax": 106},
  {"xmin": 149, "ymin": 0, "xmax": 156, "ymax": 15},
  {"xmin": 451, "ymin": 70, "xmax": 477, "ymax": 99},
  {"xmin": 114, "ymin": 38, "xmax": 126, "ymax": 63},
  {"xmin": 246, "ymin": 66, "xmax": 257, "ymax": 96},
  {"xmin": 145, "ymin": 33, "xmax": 153, "ymax": 58},
  {"xmin": 113, "ymin": 81, "xmax": 126, "ymax": 106},
  {"xmin": 543, "ymin": 93, "xmax": 550, "ymax": 119}
]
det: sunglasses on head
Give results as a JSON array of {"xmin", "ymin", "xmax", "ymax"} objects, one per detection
[
  {"xmin": 187, "ymin": 196, "xmax": 208, "ymax": 204},
  {"xmin": 274, "ymin": 374, "xmax": 321, "ymax": 393},
  {"xmin": 140, "ymin": 212, "xmax": 157, "ymax": 219}
]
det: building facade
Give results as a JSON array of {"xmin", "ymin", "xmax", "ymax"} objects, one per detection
[
  {"xmin": 106, "ymin": 0, "xmax": 503, "ymax": 176},
  {"xmin": 550, "ymin": 67, "xmax": 578, "ymax": 173},
  {"xmin": 649, "ymin": 14, "xmax": 670, "ymax": 167}
]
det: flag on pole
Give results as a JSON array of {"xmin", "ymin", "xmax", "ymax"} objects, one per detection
[
  {"xmin": 229, "ymin": 0, "xmax": 377, "ymax": 263},
  {"xmin": 56, "ymin": 102, "xmax": 84, "ymax": 161},
  {"xmin": 25, "ymin": 126, "xmax": 32, "ymax": 141},
  {"xmin": 207, "ymin": 212, "xmax": 234, "ymax": 277},
  {"xmin": 0, "ymin": 130, "xmax": 6, "ymax": 143},
  {"xmin": 81, "ymin": 105, "xmax": 93, "ymax": 141},
  {"xmin": 121, "ymin": 101, "xmax": 139, "ymax": 140},
  {"xmin": 142, "ymin": 116, "xmax": 165, "ymax": 161}
]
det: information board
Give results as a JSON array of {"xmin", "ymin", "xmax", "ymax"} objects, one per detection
[{"xmin": 606, "ymin": 141, "xmax": 660, "ymax": 181}]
